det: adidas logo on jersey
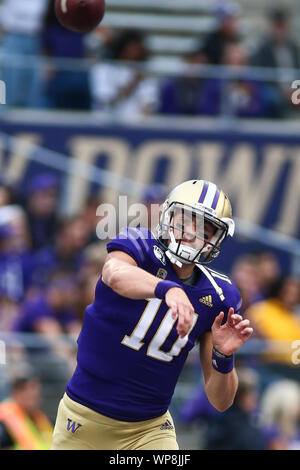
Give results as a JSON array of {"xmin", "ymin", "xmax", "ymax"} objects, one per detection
[
  {"xmin": 199, "ymin": 295, "xmax": 213, "ymax": 307},
  {"xmin": 160, "ymin": 419, "xmax": 174, "ymax": 431}
]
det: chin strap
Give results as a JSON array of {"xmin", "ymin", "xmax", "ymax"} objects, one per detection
[{"xmin": 165, "ymin": 251, "xmax": 225, "ymax": 302}]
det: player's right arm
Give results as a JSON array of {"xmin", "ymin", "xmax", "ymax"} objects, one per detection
[{"xmin": 102, "ymin": 250, "xmax": 194, "ymax": 338}]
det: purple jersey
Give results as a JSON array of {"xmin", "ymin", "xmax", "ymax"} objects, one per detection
[{"xmin": 67, "ymin": 227, "xmax": 241, "ymax": 422}]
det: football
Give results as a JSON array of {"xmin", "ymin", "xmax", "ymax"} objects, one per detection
[{"xmin": 55, "ymin": 0, "xmax": 105, "ymax": 33}]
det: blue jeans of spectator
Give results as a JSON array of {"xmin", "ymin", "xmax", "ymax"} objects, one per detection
[
  {"xmin": 0, "ymin": 32, "xmax": 43, "ymax": 108},
  {"xmin": 45, "ymin": 70, "xmax": 91, "ymax": 110}
]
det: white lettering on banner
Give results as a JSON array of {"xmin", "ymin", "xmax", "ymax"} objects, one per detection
[
  {"xmin": 0, "ymin": 133, "xmax": 40, "ymax": 183},
  {"xmin": 2, "ymin": 132, "xmax": 300, "ymax": 238},
  {"xmin": 194, "ymin": 142, "xmax": 225, "ymax": 183},
  {"xmin": 221, "ymin": 145, "xmax": 285, "ymax": 224},
  {"xmin": 133, "ymin": 141, "xmax": 191, "ymax": 200},
  {"xmin": 66, "ymin": 137, "xmax": 129, "ymax": 213},
  {"xmin": 196, "ymin": 144, "xmax": 284, "ymax": 225},
  {"xmin": 275, "ymin": 149, "xmax": 300, "ymax": 236}
]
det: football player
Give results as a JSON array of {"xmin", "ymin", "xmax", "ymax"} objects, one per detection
[{"xmin": 51, "ymin": 179, "xmax": 253, "ymax": 450}]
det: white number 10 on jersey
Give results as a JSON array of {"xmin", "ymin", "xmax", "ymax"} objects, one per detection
[{"xmin": 121, "ymin": 298, "xmax": 198, "ymax": 362}]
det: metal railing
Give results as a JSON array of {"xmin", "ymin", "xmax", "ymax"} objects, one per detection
[
  {"xmin": 0, "ymin": 52, "xmax": 299, "ymax": 121},
  {"xmin": 0, "ymin": 331, "xmax": 298, "ymax": 359},
  {"xmin": 0, "ymin": 52, "xmax": 299, "ymax": 82}
]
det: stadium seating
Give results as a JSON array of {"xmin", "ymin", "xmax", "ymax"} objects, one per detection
[{"xmin": 102, "ymin": 0, "xmax": 300, "ymax": 69}]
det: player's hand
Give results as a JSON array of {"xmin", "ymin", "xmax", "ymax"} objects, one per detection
[
  {"xmin": 211, "ymin": 307, "xmax": 253, "ymax": 356},
  {"xmin": 165, "ymin": 287, "xmax": 194, "ymax": 338}
]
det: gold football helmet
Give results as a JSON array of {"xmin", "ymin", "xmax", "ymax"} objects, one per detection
[{"xmin": 156, "ymin": 180, "xmax": 234, "ymax": 266}]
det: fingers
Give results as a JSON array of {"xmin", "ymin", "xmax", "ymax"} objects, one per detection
[
  {"xmin": 169, "ymin": 302, "xmax": 178, "ymax": 321},
  {"xmin": 213, "ymin": 310, "xmax": 242, "ymax": 330},
  {"xmin": 231, "ymin": 314, "xmax": 243, "ymax": 325},
  {"xmin": 228, "ymin": 312, "xmax": 253, "ymax": 337},
  {"xmin": 176, "ymin": 303, "xmax": 194, "ymax": 338},
  {"xmin": 229, "ymin": 312, "xmax": 254, "ymax": 340},
  {"xmin": 168, "ymin": 301, "xmax": 193, "ymax": 338},
  {"xmin": 212, "ymin": 311, "xmax": 225, "ymax": 329},
  {"xmin": 234, "ymin": 318, "xmax": 250, "ymax": 330},
  {"xmin": 227, "ymin": 308, "xmax": 242, "ymax": 327},
  {"xmin": 214, "ymin": 308, "xmax": 250, "ymax": 332},
  {"xmin": 240, "ymin": 326, "xmax": 253, "ymax": 337},
  {"xmin": 166, "ymin": 289, "xmax": 194, "ymax": 338}
]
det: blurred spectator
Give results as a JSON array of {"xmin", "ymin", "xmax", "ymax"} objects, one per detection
[
  {"xmin": 231, "ymin": 252, "xmax": 281, "ymax": 313},
  {"xmin": 230, "ymin": 254, "xmax": 263, "ymax": 313},
  {"xmin": 31, "ymin": 215, "xmax": 89, "ymax": 288},
  {"xmin": 0, "ymin": 0, "xmax": 48, "ymax": 107},
  {"xmin": 197, "ymin": 39, "xmax": 282, "ymax": 118},
  {"xmin": 0, "ymin": 375, "xmax": 53, "ymax": 450},
  {"xmin": 201, "ymin": 2, "xmax": 241, "ymax": 65},
  {"xmin": 204, "ymin": 367, "xmax": 266, "ymax": 450},
  {"xmin": 251, "ymin": 7, "xmax": 300, "ymax": 113},
  {"xmin": 24, "ymin": 173, "xmax": 60, "ymax": 251},
  {"xmin": 0, "ymin": 179, "xmax": 16, "ymax": 207},
  {"xmin": 254, "ymin": 252, "xmax": 281, "ymax": 298},
  {"xmin": 181, "ymin": 367, "xmax": 266, "ymax": 450},
  {"xmin": 79, "ymin": 242, "xmax": 107, "ymax": 280},
  {"xmin": 76, "ymin": 242, "xmax": 107, "ymax": 320},
  {"xmin": 84, "ymin": 24, "xmax": 115, "ymax": 60},
  {"xmin": 77, "ymin": 271, "xmax": 100, "ymax": 318},
  {"xmin": 179, "ymin": 381, "xmax": 219, "ymax": 425},
  {"xmin": 80, "ymin": 194, "xmax": 102, "ymax": 245},
  {"xmin": 0, "ymin": 287, "xmax": 20, "ymax": 332},
  {"xmin": 9, "ymin": 265, "xmax": 83, "ymax": 417},
  {"xmin": 260, "ymin": 380, "xmax": 300, "ymax": 450},
  {"xmin": 0, "ymin": 205, "xmax": 31, "ymax": 252},
  {"xmin": 0, "ymin": 205, "xmax": 33, "ymax": 302},
  {"xmin": 42, "ymin": 3, "xmax": 91, "ymax": 110},
  {"xmin": 13, "ymin": 270, "xmax": 81, "ymax": 337},
  {"xmin": 159, "ymin": 49, "xmax": 208, "ymax": 115},
  {"xmin": 90, "ymin": 29, "xmax": 158, "ymax": 116},
  {"xmin": 246, "ymin": 276, "xmax": 300, "ymax": 381},
  {"xmin": 13, "ymin": 270, "xmax": 81, "ymax": 378}
]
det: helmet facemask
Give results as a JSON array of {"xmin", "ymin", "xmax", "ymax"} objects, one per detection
[{"xmin": 157, "ymin": 202, "xmax": 229, "ymax": 267}]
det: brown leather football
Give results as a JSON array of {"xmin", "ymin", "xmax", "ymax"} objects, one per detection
[{"xmin": 55, "ymin": 0, "xmax": 105, "ymax": 33}]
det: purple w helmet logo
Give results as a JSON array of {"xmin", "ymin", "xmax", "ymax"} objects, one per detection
[{"xmin": 67, "ymin": 418, "xmax": 82, "ymax": 433}]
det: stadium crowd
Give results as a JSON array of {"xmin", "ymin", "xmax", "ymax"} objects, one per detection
[
  {"xmin": 0, "ymin": 0, "xmax": 299, "ymax": 451},
  {"xmin": 0, "ymin": 1, "xmax": 300, "ymax": 118}
]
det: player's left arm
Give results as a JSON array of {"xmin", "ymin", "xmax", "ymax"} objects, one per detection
[{"xmin": 199, "ymin": 307, "xmax": 253, "ymax": 412}]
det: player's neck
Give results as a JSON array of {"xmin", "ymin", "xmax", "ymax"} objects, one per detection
[{"xmin": 172, "ymin": 262, "xmax": 195, "ymax": 280}]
